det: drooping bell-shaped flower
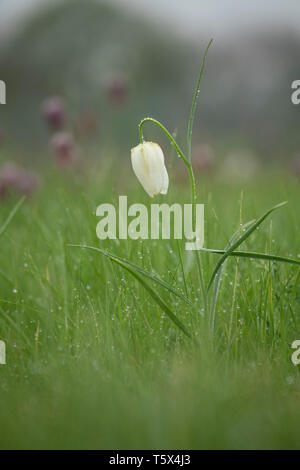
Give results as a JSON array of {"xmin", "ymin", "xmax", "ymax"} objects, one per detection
[{"xmin": 131, "ymin": 142, "xmax": 169, "ymax": 197}]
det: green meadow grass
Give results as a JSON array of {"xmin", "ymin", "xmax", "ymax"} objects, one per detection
[{"xmin": 0, "ymin": 165, "xmax": 300, "ymax": 449}]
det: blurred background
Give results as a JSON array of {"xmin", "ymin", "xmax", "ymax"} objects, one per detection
[{"xmin": 0, "ymin": 0, "xmax": 300, "ymax": 174}]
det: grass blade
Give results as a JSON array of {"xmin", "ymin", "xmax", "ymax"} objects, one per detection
[
  {"xmin": 0, "ymin": 196, "xmax": 25, "ymax": 238},
  {"xmin": 120, "ymin": 263, "xmax": 191, "ymax": 338},
  {"xmin": 187, "ymin": 38, "xmax": 213, "ymax": 162},
  {"xmin": 176, "ymin": 239, "xmax": 188, "ymax": 297},
  {"xmin": 70, "ymin": 244, "xmax": 193, "ymax": 307},
  {"xmin": 207, "ymin": 201, "xmax": 287, "ymax": 291},
  {"xmin": 202, "ymin": 247, "xmax": 300, "ymax": 266},
  {"xmin": 70, "ymin": 244, "xmax": 191, "ymax": 338},
  {"xmin": 210, "ymin": 219, "xmax": 255, "ymax": 328}
]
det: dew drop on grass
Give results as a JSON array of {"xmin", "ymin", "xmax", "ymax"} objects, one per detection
[
  {"xmin": 286, "ymin": 376, "xmax": 295, "ymax": 385},
  {"xmin": 12, "ymin": 289, "xmax": 18, "ymax": 294}
]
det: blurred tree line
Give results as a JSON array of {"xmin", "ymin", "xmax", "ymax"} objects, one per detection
[{"xmin": 0, "ymin": 0, "xmax": 299, "ymax": 163}]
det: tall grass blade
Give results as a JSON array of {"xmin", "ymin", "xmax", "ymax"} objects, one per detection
[
  {"xmin": 0, "ymin": 196, "xmax": 25, "ymax": 239},
  {"xmin": 202, "ymin": 247, "xmax": 300, "ymax": 266},
  {"xmin": 70, "ymin": 245, "xmax": 193, "ymax": 307},
  {"xmin": 210, "ymin": 219, "xmax": 254, "ymax": 328},
  {"xmin": 70, "ymin": 244, "xmax": 191, "ymax": 338},
  {"xmin": 187, "ymin": 39, "xmax": 213, "ymax": 162},
  {"xmin": 176, "ymin": 239, "xmax": 188, "ymax": 297},
  {"xmin": 207, "ymin": 201, "xmax": 287, "ymax": 291}
]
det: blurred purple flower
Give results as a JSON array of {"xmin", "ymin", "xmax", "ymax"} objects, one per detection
[
  {"xmin": 1, "ymin": 163, "xmax": 21, "ymax": 187},
  {"xmin": 106, "ymin": 77, "xmax": 128, "ymax": 106},
  {"xmin": 16, "ymin": 172, "xmax": 37, "ymax": 195},
  {"xmin": 193, "ymin": 144, "xmax": 215, "ymax": 173},
  {"xmin": 42, "ymin": 96, "xmax": 65, "ymax": 130},
  {"xmin": 0, "ymin": 163, "xmax": 37, "ymax": 197},
  {"xmin": 51, "ymin": 132, "xmax": 75, "ymax": 169}
]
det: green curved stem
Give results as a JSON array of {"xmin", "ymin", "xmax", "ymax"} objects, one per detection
[
  {"xmin": 138, "ymin": 117, "xmax": 208, "ymax": 317},
  {"xmin": 139, "ymin": 117, "xmax": 196, "ymax": 210}
]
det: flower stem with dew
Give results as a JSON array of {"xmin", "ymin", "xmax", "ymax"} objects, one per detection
[
  {"xmin": 139, "ymin": 117, "xmax": 208, "ymax": 317},
  {"xmin": 139, "ymin": 118, "xmax": 196, "ymax": 208}
]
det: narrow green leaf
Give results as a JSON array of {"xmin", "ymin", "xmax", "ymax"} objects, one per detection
[
  {"xmin": 210, "ymin": 219, "xmax": 254, "ymax": 328},
  {"xmin": 176, "ymin": 239, "xmax": 188, "ymax": 297},
  {"xmin": 0, "ymin": 305, "xmax": 33, "ymax": 350},
  {"xmin": 202, "ymin": 247, "xmax": 300, "ymax": 266},
  {"xmin": 187, "ymin": 39, "xmax": 213, "ymax": 162},
  {"xmin": 0, "ymin": 196, "xmax": 25, "ymax": 239},
  {"xmin": 69, "ymin": 244, "xmax": 193, "ymax": 307},
  {"xmin": 207, "ymin": 201, "xmax": 287, "ymax": 291},
  {"xmin": 70, "ymin": 244, "xmax": 191, "ymax": 338},
  {"xmin": 120, "ymin": 263, "xmax": 191, "ymax": 338}
]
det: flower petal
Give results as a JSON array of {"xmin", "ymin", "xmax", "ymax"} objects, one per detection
[{"xmin": 131, "ymin": 142, "xmax": 169, "ymax": 197}]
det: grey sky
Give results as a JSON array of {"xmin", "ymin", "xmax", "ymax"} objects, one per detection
[
  {"xmin": 1, "ymin": 0, "xmax": 300, "ymax": 42},
  {"xmin": 109, "ymin": 0, "xmax": 300, "ymax": 40}
]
